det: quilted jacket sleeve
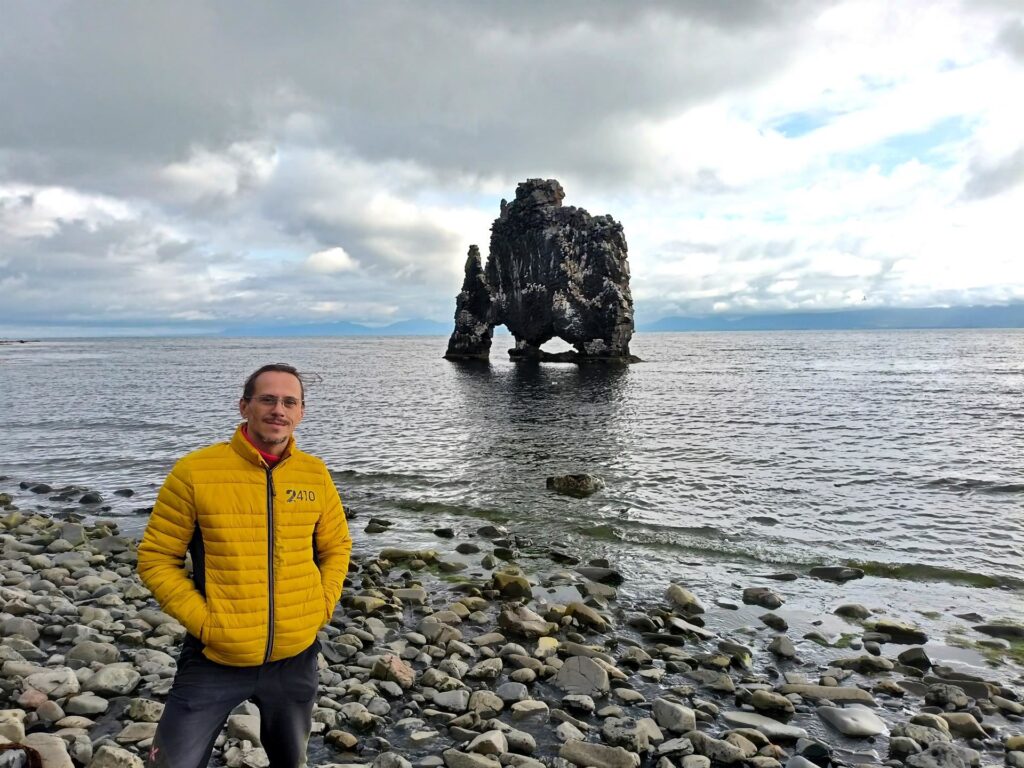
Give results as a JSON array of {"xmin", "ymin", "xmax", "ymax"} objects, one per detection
[
  {"xmin": 137, "ymin": 458, "xmax": 210, "ymax": 640},
  {"xmin": 316, "ymin": 464, "xmax": 352, "ymax": 623}
]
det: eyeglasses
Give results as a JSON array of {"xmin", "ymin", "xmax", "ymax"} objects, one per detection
[{"xmin": 247, "ymin": 395, "xmax": 303, "ymax": 409}]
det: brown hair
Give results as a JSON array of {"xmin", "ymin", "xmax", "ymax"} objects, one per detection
[{"xmin": 242, "ymin": 363, "xmax": 305, "ymax": 402}]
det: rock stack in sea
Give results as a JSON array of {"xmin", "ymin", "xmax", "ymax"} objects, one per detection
[
  {"xmin": 445, "ymin": 179, "xmax": 639, "ymax": 364},
  {"xmin": 0, "ymin": 484, "xmax": 1023, "ymax": 768}
]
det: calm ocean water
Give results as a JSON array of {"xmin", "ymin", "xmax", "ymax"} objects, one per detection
[{"xmin": 1, "ymin": 331, "xmax": 1022, "ymax": 643}]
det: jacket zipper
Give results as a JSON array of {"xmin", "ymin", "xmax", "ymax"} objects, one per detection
[{"xmin": 263, "ymin": 466, "xmax": 276, "ymax": 662}]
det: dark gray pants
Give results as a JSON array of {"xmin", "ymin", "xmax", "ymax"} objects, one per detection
[{"xmin": 147, "ymin": 640, "xmax": 319, "ymax": 768}]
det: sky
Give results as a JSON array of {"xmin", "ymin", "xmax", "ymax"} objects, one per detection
[{"xmin": 1, "ymin": 1, "xmax": 1023, "ymax": 336}]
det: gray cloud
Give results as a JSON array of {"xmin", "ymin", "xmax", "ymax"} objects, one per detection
[
  {"xmin": 963, "ymin": 147, "xmax": 1024, "ymax": 200},
  {"xmin": 0, "ymin": 1, "xmax": 1020, "ymax": 333},
  {"xmin": 0, "ymin": 1, "xmax": 822, "ymax": 189},
  {"xmin": 997, "ymin": 18, "xmax": 1024, "ymax": 61}
]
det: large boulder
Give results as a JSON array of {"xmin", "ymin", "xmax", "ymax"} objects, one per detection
[{"xmin": 554, "ymin": 655, "xmax": 611, "ymax": 698}]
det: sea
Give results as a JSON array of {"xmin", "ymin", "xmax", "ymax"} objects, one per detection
[{"xmin": 1, "ymin": 330, "xmax": 1022, "ymax": 666}]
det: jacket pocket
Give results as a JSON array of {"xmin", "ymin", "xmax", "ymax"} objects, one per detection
[
  {"xmin": 194, "ymin": 601, "xmax": 211, "ymax": 645},
  {"xmin": 198, "ymin": 604, "xmax": 212, "ymax": 645},
  {"xmin": 321, "ymin": 582, "xmax": 333, "ymax": 625}
]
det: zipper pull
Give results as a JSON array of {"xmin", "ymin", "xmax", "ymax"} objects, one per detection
[{"xmin": 267, "ymin": 468, "xmax": 276, "ymax": 497}]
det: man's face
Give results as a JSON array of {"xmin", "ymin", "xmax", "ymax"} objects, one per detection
[{"xmin": 239, "ymin": 371, "xmax": 305, "ymax": 456}]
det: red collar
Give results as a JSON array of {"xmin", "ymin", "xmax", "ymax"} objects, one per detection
[{"xmin": 241, "ymin": 424, "xmax": 283, "ymax": 466}]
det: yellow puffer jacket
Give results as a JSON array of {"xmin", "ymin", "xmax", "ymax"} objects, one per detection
[{"xmin": 137, "ymin": 425, "xmax": 352, "ymax": 667}]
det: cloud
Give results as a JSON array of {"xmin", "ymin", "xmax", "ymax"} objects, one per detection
[
  {"xmin": 305, "ymin": 247, "xmax": 359, "ymax": 274},
  {"xmin": 159, "ymin": 142, "xmax": 277, "ymax": 204},
  {"xmin": 0, "ymin": 2, "xmax": 821, "ymax": 187},
  {"xmin": 0, "ymin": 1, "xmax": 1022, "ymax": 333},
  {"xmin": 963, "ymin": 147, "xmax": 1024, "ymax": 199},
  {"xmin": 0, "ymin": 184, "xmax": 133, "ymax": 238},
  {"xmin": 997, "ymin": 18, "xmax": 1024, "ymax": 62}
]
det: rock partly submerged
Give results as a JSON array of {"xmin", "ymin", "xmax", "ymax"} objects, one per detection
[{"xmin": 546, "ymin": 474, "xmax": 605, "ymax": 498}]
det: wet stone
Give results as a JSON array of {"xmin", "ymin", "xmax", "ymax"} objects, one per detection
[
  {"xmin": 779, "ymin": 684, "xmax": 876, "ymax": 705},
  {"xmin": 686, "ymin": 731, "xmax": 746, "ymax": 764},
  {"xmin": 720, "ymin": 711, "xmax": 808, "ymax": 741},
  {"xmin": 925, "ymin": 684, "xmax": 971, "ymax": 710},
  {"xmin": 495, "ymin": 681, "xmax": 528, "ymax": 703},
  {"xmin": 468, "ymin": 690, "xmax": 503, "ymax": 718},
  {"xmin": 467, "ymin": 729, "xmax": 507, "ymax": 756},
  {"xmin": 870, "ymin": 618, "xmax": 928, "ymax": 644},
  {"xmin": 555, "ymin": 720, "xmax": 586, "ymax": 742},
  {"xmin": 891, "ymin": 722, "xmax": 952, "ymax": 747},
  {"xmin": 510, "ymin": 700, "xmax": 549, "ymax": 722},
  {"xmin": 817, "ymin": 705, "xmax": 887, "ymax": 737},
  {"xmin": 973, "ymin": 623, "xmax": 1024, "ymax": 640},
  {"xmin": 938, "ymin": 712, "xmax": 986, "ymax": 739},
  {"xmin": 769, "ymin": 636, "xmax": 796, "ymax": 658},
  {"xmin": 665, "ymin": 584, "xmax": 705, "ymax": 614},
  {"xmin": 761, "ymin": 613, "xmax": 788, "ymax": 632},
  {"xmin": 685, "ymin": 669, "xmax": 735, "ymax": 693},
  {"xmin": 653, "ymin": 698, "xmax": 696, "ymax": 734},
  {"xmin": 750, "ymin": 689, "xmax": 795, "ymax": 714},
  {"xmin": 491, "ymin": 572, "xmax": 533, "ymax": 599},
  {"xmin": 433, "ymin": 690, "xmax": 470, "ymax": 713},
  {"xmin": 558, "ymin": 740, "xmax": 641, "ymax": 768},
  {"xmin": 922, "ymin": 673, "xmax": 994, "ymax": 701},
  {"xmin": 393, "ymin": 587, "xmax": 428, "ymax": 605},
  {"xmin": 441, "ymin": 750, "xmax": 500, "ymax": 768},
  {"xmin": 905, "ymin": 742, "xmax": 972, "ymax": 768},
  {"xmin": 743, "ymin": 588, "xmax": 784, "ymax": 610},
  {"xmin": 602, "ymin": 716, "xmax": 650, "ymax": 752},
  {"xmin": 554, "ymin": 655, "xmax": 610, "ymax": 698},
  {"xmin": 809, "ymin": 566, "xmax": 864, "ymax": 583}
]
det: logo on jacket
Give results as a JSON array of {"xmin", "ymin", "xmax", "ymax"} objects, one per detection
[{"xmin": 285, "ymin": 489, "xmax": 316, "ymax": 502}]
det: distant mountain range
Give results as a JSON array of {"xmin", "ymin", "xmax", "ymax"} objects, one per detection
[
  {"xmin": 638, "ymin": 304, "xmax": 1024, "ymax": 332},
  {"xmin": 218, "ymin": 304, "xmax": 1024, "ymax": 337},
  {"xmin": 219, "ymin": 318, "xmax": 453, "ymax": 337}
]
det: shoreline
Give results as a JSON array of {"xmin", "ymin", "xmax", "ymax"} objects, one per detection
[{"xmin": 0, "ymin": 480, "xmax": 1022, "ymax": 767}]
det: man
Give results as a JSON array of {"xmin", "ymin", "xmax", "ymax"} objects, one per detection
[{"xmin": 138, "ymin": 363, "xmax": 352, "ymax": 768}]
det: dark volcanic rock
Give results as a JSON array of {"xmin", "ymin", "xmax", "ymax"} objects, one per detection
[
  {"xmin": 809, "ymin": 566, "xmax": 864, "ymax": 583},
  {"xmin": 973, "ymin": 623, "xmax": 1024, "ymax": 640},
  {"xmin": 445, "ymin": 179, "xmax": 638, "ymax": 364},
  {"xmin": 444, "ymin": 245, "xmax": 494, "ymax": 360}
]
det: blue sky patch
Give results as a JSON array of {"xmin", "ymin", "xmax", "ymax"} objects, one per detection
[
  {"xmin": 840, "ymin": 115, "xmax": 971, "ymax": 173},
  {"xmin": 773, "ymin": 111, "xmax": 835, "ymax": 138}
]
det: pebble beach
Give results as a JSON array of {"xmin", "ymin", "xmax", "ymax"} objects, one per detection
[{"xmin": 0, "ymin": 479, "xmax": 1022, "ymax": 768}]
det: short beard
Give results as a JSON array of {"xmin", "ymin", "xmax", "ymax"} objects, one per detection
[{"xmin": 253, "ymin": 429, "xmax": 287, "ymax": 446}]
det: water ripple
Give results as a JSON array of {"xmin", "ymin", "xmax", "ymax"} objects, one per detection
[{"xmin": 1, "ymin": 330, "xmax": 1023, "ymax": 592}]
